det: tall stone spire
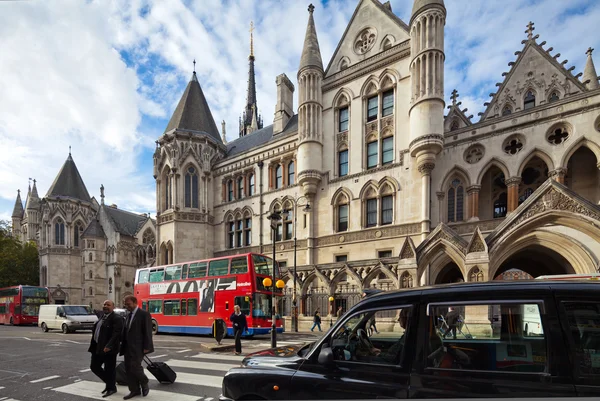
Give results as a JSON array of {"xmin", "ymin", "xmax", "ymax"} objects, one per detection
[
  {"xmin": 298, "ymin": 4, "xmax": 323, "ymax": 73},
  {"xmin": 12, "ymin": 189, "xmax": 24, "ymax": 218},
  {"xmin": 239, "ymin": 21, "xmax": 262, "ymax": 137},
  {"xmin": 26, "ymin": 178, "xmax": 40, "ymax": 210},
  {"xmin": 583, "ymin": 47, "xmax": 599, "ymax": 90}
]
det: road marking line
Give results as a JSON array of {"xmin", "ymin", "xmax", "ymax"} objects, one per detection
[
  {"xmin": 148, "ymin": 371, "xmax": 222, "ymax": 388},
  {"xmin": 65, "ymin": 340, "xmax": 81, "ymax": 344},
  {"xmin": 205, "ymin": 398, "xmax": 214, "ymax": 401},
  {"xmin": 191, "ymin": 353, "xmax": 244, "ymax": 361},
  {"xmin": 30, "ymin": 375, "xmax": 60, "ymax": 383},
  {"xmin": 151, "ymin": 354, "xmax": 167, "ymax": 359},
  {"xmin": 164, "ymin": 359, "xmax": 238, "ymax": 372},
  {"xmin": 79, "ymin": 368, "xmax": 91, "ymax": 373},
  {"xmin": 0, "ymin": 386, "xmax": 4, "ymax": 389},
  {"xmin": 43, "ymin": 386, "xmax": 53, "ymax": 389},
  {"xmin": 176, "ymin": 348, "xmax": 192, "ymax": 353},
  {"xmin": 53, "ymin": 380, "xmax": 199, "ymax": 400},
  {"xmin": 22, "ymin": 337, "xmax": 31, "ymax": 341}
]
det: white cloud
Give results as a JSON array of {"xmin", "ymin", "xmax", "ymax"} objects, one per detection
[{"xmin": 0, "ymin": 0, "xmax": 598, "ymax": 221}]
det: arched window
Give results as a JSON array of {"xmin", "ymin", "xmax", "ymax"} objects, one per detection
[
  {"xmin": 55, "ymin": 218, "xmax": 65, "ymax": 245},
  {"xmin": 450, "ymin": 119, "xmax": 459, "ymax": 131},
  {"xmin": 447, "ymin": 179, "xmax": 464, "ymax": 223},
  {"xmin": 338, "ymin": 203, "xmax": 348, "ymax": 232},
  {"xmin": 283, "ymin": 207, "xmax": 293, "ymax": 240},
  {"xmin": 524, "ymin": 90, "xmax": 536, "ymax": 110},
  {"xmin": 244, "ymin": 214, "xmax": 252, "ymax": 246},
  {"xmin": 493, "ymin": 192, "xmax": 507, "ymax": 218},
  {"xmin": 275, "ymin": 165, "xmax": 283, "ymax": 189},
  {"xmin": 470, "ymin": 267, "xmax": 484, "ymax": 282},
  {"xmin": 227, "ymin": 213, "xmax": 253, "ymax": 249},
  {"xmin": 382, "ymin": 38, "xmax": 392, "ymax": 51},
  {"xmin": 288, "ymin": 161, "xmax": 295, "ymax": 185},
  {"xmin": 89, "ymin": 287, "xmax": 93, "ymax": 296},
  {"xmin": 227, "ymin": 219, "xmax": 235, "ymax": 248},
  {"xmin": 88, "ymin": 253, "xmax": 93, "ymax": 262},
  {"xmin": 248, "ymin": 174, "xmax": 255, "ymax": 196},
  {"xmin": 185, "ymin": 166, "xmax": 199, "ymax": 208},
  {"xmin": 73, "ymin": 222, "xmax": 83, "ymax": 248},
  {"xmin": 365, "ymin": 189, "xmax": 378, "ymax": 228},
  {"xmin": 502, "ymin": 105, "xmax": 512, "ymax": 116},
  {"xmin": 548, "ymin": 91, "xmax": 559, "ymax": 103},
  {"xmin": 227, "ymin": 180, "xmax": 234, "ymax": 202},
  {"xmin": 89, "ymin": 270, "xmax": 93, "ymax": 279},
  {"xmin": 237, "ymin": 177, "xmax": 244, "ymax": 199},
  {"xmin": 163, "ymin": 169, "xmax": 171, "ymax": 211},
  {"xmin": 401, "ymin": 272, "xmax": 413, "ymax": 288}
]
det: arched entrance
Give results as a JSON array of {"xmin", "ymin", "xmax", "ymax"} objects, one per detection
[
  {"xmin": 435, "ymin": 262, "xmax": 465, "ymax": 284},
  {"xmin": 493, "ymin": 244, "xmax": 575, "ymax": 280},
  {"xmin": 566, "ymin": 146, "xmax": 600, "ymax": 205}
]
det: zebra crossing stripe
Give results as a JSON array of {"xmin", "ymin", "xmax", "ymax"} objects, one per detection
[
  {"xmin": 165, "ymin": 359, "xmax": 239, "ymax": 372},
  {"xmin": 190, "ymin": 353, "xmax": 244, "ymax": 361},
  {"xmin": 53, "ymin": 380, "xmax": 200, "ymax": 400},
  {"xmin": 148, "ymin": 371, "xmax": 223, "ymax": 388}
]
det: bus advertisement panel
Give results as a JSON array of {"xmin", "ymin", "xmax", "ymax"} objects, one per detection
[
  {"xmin": 134, "ymin": 253, "xmax": 283, "ymax": 336},
  {"xmin": 0, "ymin": 285, "xmax": 50, "ymax": 325}
]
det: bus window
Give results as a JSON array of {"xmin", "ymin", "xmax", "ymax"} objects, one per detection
[
  {"xmin": 235, "ymin": 296, "xmax": 251, "ymax": 316},
  {"xmin": 208, "ymin": 259, "xmax": 229, "ymax": 277},
  {"xmin": 149, "ymin": 300, "xmax": 163, "ymax": 313},
  {"xmin": 252, "ymin": 254, "xmax": 276, "ymax": 276},
  {"xmin": 187, "ymin": 299, "xmax": 198, "ymax": 316},
  {"xmin": 149, "ymin": 268, "xmax": 164, "ymax": 283},
  {"xmin": 231, "ymin": 257, "xmax": 249, "ymax": 274},
  {"xmin": 182, "ymin": 299, "xmax": 188, "ymax": 315},
  {"xmin": 182, "ymin": 264, "xmax": 188, "ymax": 279},
  {"xmin": 142, "ymin": 301, "xmax": 148, "ymax": 311},
  {"xmin": 138, "ymin": 270, "xmax": 150, "ymax": 284},
  {"xmin": 164, "ymin": 265, "xmax": 182, "ymax": 281},
  {"xmin": 164, "ymin": 300, "xmax": 181, "ymax": 316},
  {"xmin": 188, "ymin": 262, "xmax": 207, "ymax": 278}
]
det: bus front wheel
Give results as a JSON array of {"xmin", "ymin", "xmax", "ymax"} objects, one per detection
[
  {"xmin": 151, "ymin": 319, "xmax": 158, "ymax": 335},
  {"xmin": 41, "ymin": 323, "xmax": 49, "ymax": 332},
  {"xmin": 62, "ymin": 324, "xmax": 70, "ymax": 334}
]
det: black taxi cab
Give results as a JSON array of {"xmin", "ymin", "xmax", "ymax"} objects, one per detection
[{"xmin": 220, "ymin": 280, "xmax": 600, "ymax": 399}]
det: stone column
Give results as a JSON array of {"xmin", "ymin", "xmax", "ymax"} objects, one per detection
[
  {"xmin": 505, "ymin": 177, "xmax": 522, "ymax": 212},
  {"xmin": 268, "ymin": 165, "xmax": 273, "ymax": 189},
  {"xmin": 436, "ymin": 191, "xmax": 445, "ymax": 223},
  {"xmin": 305, "ymin": 195, "xmax": 315, "ymax": 265},
  {"xmin": 467, "ymin": 185, "xmax": 481, "ymax": 220},
  {"xmin": 418, "ymin": 163, "xmax": 435, "ymax": 240},
  {"xmin": 549, "ymin": 168, "xmax": 567, "ymax": 184}
]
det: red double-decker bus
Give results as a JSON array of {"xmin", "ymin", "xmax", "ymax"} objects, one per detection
[
  {"xmin": 134, "ymin": 253, "xmax": 284, "ymax": 336},
  {"xmin": 0, "ymin": 285, "xmax": 50, "ymax": 325}
]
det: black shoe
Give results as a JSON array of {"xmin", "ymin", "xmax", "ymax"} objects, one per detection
[
  {"xmin": 102, "ymin": 388, "xmax": 108, "ymax": 394},
  {"xmin": 141, "ymin": 386, "xmax": 149, "ymax": 397},
  {"xmin": 103, "ymin": 390, "xmax": 117, "ymax": 398},
  {"xmin": 123, "ymin": 392, "xmax": 141, "ymax": 400}
]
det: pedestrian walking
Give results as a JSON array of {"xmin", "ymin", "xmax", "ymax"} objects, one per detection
[
  {"xmin": 120, "ymin": 295, "xmax": 154, "ymax": 400},
  {"xmin": 336, "ymin": 306, "xmax": 343, "ymax": 318},
  {"xmin": 444, "ymin": 306, "xmax": 460, "ymax": 339},
  {"xmin": 89, "ymin": 300, "xmax": 124, "ymax": 398},
  {"xmin": 230, "ymin": 305, "xmax": 248, "ymax": 355},
  {"xmin": 311, "ymin": 309, "xmax": 322, "ymax": 332},
  {"xmin": 367, "ymin": 314, "xmax": 379, "ymax": 335}
]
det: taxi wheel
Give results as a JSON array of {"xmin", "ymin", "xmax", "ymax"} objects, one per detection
[
  {"xmin": 151, "ymin": 319, "xmax": 158, "ymax": 335},
  {"xmin": 41, "ymin": 323, "xmax": 49, "ymax": 332},
  {"xmin": 62, "ymin": 323, "xmax": 70, "ymax": 334}
]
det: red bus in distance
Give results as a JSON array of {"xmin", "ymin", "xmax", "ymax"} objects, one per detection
[
  {"xmin": 0, "ymin": 285, "xmax": 50, "ymax": 325},
  {"xmin": 133, "ymin": 253, "xmax": 284, "ymax": 336}
]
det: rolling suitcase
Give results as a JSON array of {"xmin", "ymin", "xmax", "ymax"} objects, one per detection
[
  {"xmin": 144, "ymin": 355, "xmax": 176, "ymax": 384},
  {"xmin": 116, "ymin": 361, "xmax": 128, "ymax": 385}
]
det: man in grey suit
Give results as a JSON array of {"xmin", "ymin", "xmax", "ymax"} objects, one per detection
[{"xmin": 120, "ymin": 295, "xmax": 154, "ymax": 400}]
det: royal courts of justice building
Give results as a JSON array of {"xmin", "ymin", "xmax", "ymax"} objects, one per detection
[{"xmin": 10, "ymin": 0, "xmax": 600, "ymax": 325}]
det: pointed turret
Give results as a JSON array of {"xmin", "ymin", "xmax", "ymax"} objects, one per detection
[
  {"xmin": 239, "ymin": 21, "xmax": 263, "ymax": 137},
  {"xmin": 46, "ymin": 153, "xmax": 92, "ymax": 202},
  {"xmin": 583, "ymin": 47, "xmax": 599, "ymax": 90},
  {"xmin": 298, "ymin": 4, "xmax": 323, "ymax": 73},
  {"xmin": 25, "ymin": 179, "xmax": 40, "ymax": 210},
  {"xmin": 12, "ymin": 190, "xmax": 24, "ymax": 218},
  {"xmin": 221, "ymin": 120, "xmax": 227, "ymax": 144},
  {"xmin": 164, "ymin": 69, "xmax": 222, "ymax": 143}
]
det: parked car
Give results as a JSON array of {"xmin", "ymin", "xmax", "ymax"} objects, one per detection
[
  {"xmin": 39, "ymin": 304, "xmax": 98, "ymax": 333},
  {"xmin": 221, "ymin": 280, "xmax": 600, "ymax": 399}
]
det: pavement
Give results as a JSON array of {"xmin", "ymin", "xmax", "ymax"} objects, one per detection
[{"xmin": 0, "ymin": 325, "xmax": 321, "ymax": 401}]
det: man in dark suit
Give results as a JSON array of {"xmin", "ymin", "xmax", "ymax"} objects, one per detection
[
  {"xmin": 444, "ymin": 306, "xmax": 460, "ymax": 339},
  {"xmin": 89, "ymin": 300, "xmax": 124, "ymax": 398},
  {"xmin": 120, "ymin": 295, "xmax": 154, "ymax": 400}
]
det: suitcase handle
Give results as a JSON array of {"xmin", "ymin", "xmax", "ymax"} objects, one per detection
[{"xmin": 143, "ymin": 355, "xmax": 154, "ymax": 367}]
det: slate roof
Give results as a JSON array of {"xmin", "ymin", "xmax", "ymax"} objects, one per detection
[
  {"xmin": 46, "ymin": 154, "xmax": 92, "ymax": 202},
  {"xmin": 225, "ymin": 114, "xmax": 298, "ymax": 158},
  {"xmin": 81, "ymin": 219, "xmax": 106, "ymax": 239},
  {"xmin": 164, "ymin": 72, "xmax": 222, "ymax": 144},
  {"xmin": 103, "ymin": 205, "xmax": 148, "ymax": 237}
]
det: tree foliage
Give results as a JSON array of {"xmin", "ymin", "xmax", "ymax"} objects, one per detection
[{"xmin": 0, "ymin": 220, "xmax": 39, "ymax": 288}]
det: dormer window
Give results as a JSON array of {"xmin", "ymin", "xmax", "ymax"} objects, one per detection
[{"xmin": 524, "ymin": 91, "xmax": 536, "ymax": 110}]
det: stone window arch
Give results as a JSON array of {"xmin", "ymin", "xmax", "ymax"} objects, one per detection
[
  {"xmin": 362, "ymin": 185, "xmax": 379, "ymax": 228},
  {"xmin": 548, "ymin": 91, "xmax": 560, "ymax": 103},
  {"xmin": 236, "ymin": 176, "xmax": 244, "ymax": 199},
  {"xmin": 464, "ymin": 144, "xmax": 485, "ymax": 164},
  {"xmin": 447, "ymin": 178, "xmax": 465, "ymax": 223},
  {"xmin": 54, "ymin": 217, "xmax": 65, "ymax": 246},
  {"xmin": 287, "ymin": 161, "xmax": 295, "ymax": 185},
  {"xmin": 502, "ymin": 104, "xmax": 512, "ymax": 116},
  {"xmin": 469, "ymin": 266, "xmax": 484, "ymax": 282},
  {"xmin": 227, "ymin": 179, "xmax": 234, "ymax": 202},
  {"xmin": 89, "ymin": 287, "xmax": 93, "ymax": 296},
  {"xmin": 400, "ymin": 271, "xmax": 413, "ymax": 288},
  {"xmin": 162, "ymin": 166, "xmax": 172, "ymax": 211},
  {"xmin": 354, "ymin": 27, "xmax": 377, "ymax": 55},
  {"xmin": 523, "ymin": 90, "xmax": 536, "ymax": 110},
  {"xmin": 332, "ymin": 190, "xmax": 351, "ymax": 233},
  {"xmin": 184, "ymin": 165, "xmax": 199, "ymax": 208},
  {"xmin": 89, "ymin": 270, "xmax": 93, "ymax": 279},
  {"xmin": 73, "ymin": 221, "xmax": 83, "ymax": 248},
  {"xmin": 88, "ymin": 253, "xmax": 93, "ymax": 262},
  {"xmin": 275, "ymin": 165, "xmax": 283, "ymax": 189},
  {"xmin": 450, "ymin": 119, "xmax": 460, "ymax": 131},
  {"xmin": 226, "ymin": 214, "xmax": 235, "ymax": 249},
  {"xmin": 248, "ymin": 173, "xmax": 255, "ymax": 195},
  {"xmin": 546, "ymin": 124, "xmax": 570, "ymax": 145},
  {"xmin": 503, "ymin": 135, "xmax": 525, "ymax": 155},
  {"xmin": 142, "ymin": 228, "xmax": 155, "ymax": 245},
  {"xmin": 381, "ymin": 37, "xmax": 393, "ymax": 51}
]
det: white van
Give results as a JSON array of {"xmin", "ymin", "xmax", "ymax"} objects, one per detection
[{"xmin": 39, "ymin": 304, "xmax": 98, "ymax": 333}]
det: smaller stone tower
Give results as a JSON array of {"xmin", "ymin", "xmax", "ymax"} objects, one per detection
[
  {"xmin": 583, "ymin": 47, "xmax": 599, "ymax": 90},
  {"xmin": 11, "ymin": 189, "xmax": 24, "ymax": 238},
  {"xmin": 409, "ymin": 0, "xmax": 446, "ymax": 237},
  {"xmin": 25, "ymin": 179, "xmax": 41, "ymax": 243}
]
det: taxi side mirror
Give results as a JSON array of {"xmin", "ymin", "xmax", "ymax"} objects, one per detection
[{"xmin": 318, "ymin": 344, "xmax": 334, "ymax": 366}]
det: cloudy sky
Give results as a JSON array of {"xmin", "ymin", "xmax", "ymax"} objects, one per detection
[{"xmin": 1, "ymin": 0, "xmax": 598, "ymax": 222}]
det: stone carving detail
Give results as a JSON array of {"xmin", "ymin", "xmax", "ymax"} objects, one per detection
[
  {"xmin": 453, "ymin": 219, "xmax": 504, "ymax": 235},
  {"xmin": 400, "ymin": 238, "xmax": 415, "ymax": 259},
  {"xmin": 421, "ymin": 225, "xmax": 468, "ymax": 255},
  {"xmin": 418, "ymin": 163, "xmax": 435, "ymax": 175},
  {"xmin": 354, "ymin": 28, "xmax": 377, "ymax": 55},
  {"xmin": 468, "ymin": 235, "xmax": 486, "ymax": 253},
  {"xmin": 316, "ymin": 223, "xmax": 420, "ymax": 247},
  {"xmin": 464, "ymin": 144, "xmax": 485, "ymax": 164},
  {"xmin": 503, "ymin": 135, "xmax": 524, "ymax": 155}
]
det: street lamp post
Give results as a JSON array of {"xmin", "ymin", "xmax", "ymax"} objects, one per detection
[
  {"xmin": 267, "ymin": 211, "xmax": 282, "ymax": 348},
  {"xmin": 288, "ymin": 196, "xmax": 310, "ymax": 333},
  {"xmin": 329, "ymin": 296, "xmax": 334, "ymax": 328}
]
